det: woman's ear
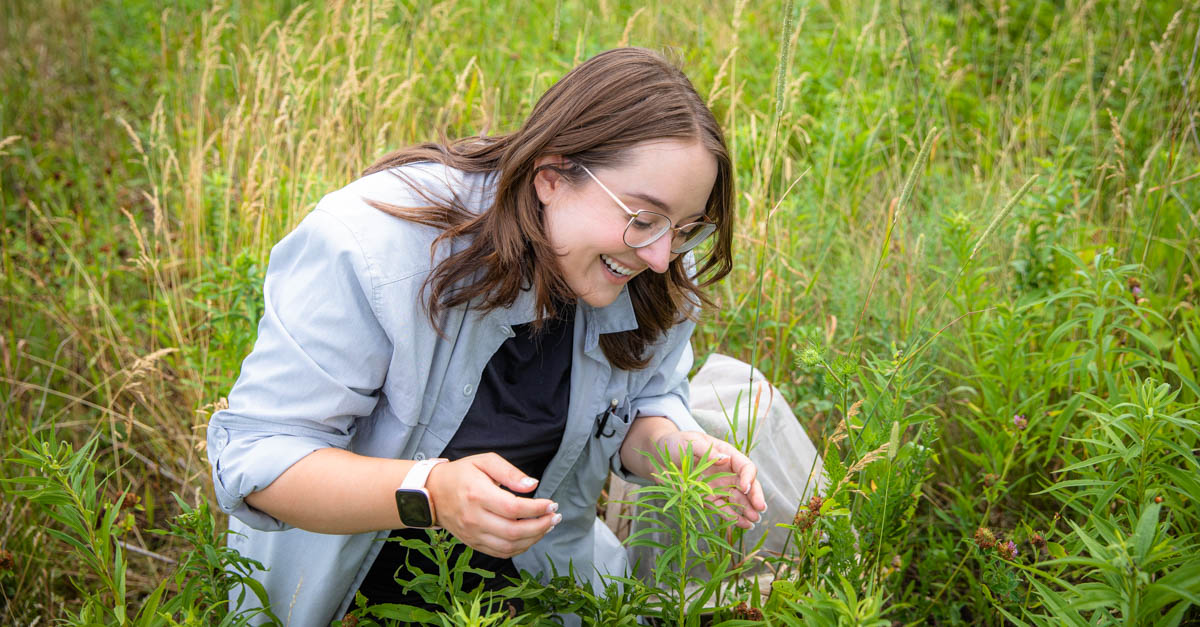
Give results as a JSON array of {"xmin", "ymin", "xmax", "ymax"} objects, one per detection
[{"xmin": 532, "ymin": 155, "xmax": 567, "ymax": 205}]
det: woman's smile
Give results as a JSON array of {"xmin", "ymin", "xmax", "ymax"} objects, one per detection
[{"xmin": 600, "ymin": 254, "xmax": 640, "ymax": 279}]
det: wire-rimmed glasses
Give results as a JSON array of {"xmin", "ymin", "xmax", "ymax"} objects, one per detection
[{"xmin": 577, "ymin": 163, "xmax": 717, "ymax": 254}]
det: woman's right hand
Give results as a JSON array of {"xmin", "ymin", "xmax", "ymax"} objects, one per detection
[{"xmin": 424, "ymin": 453, "xmax": 561, "ymax": 558}]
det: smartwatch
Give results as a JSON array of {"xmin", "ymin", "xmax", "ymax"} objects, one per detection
[{"xmin": 394, "ymin": 458, "xmax": 448, "ymax": 528}]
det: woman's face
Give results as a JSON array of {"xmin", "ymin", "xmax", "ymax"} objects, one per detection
[{"xmin": 535, "ymin": 139, "xmax": 718, "ymax": 308}]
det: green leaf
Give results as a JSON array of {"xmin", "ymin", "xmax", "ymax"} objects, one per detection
[{"xmin": 1132, "ymin": 503, "xmax": 1161, "ymax": 563}]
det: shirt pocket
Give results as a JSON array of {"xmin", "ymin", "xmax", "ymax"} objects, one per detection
[{"xmin": 574, "ymin": 393, "xmax": 635, "ymax": 506}]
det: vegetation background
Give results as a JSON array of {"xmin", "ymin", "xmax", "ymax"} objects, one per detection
[{"xmin": 1, "ymin": 0, "xmax": 1197, "ymax": 624}]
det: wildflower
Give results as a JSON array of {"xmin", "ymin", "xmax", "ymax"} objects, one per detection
[
  {"xmin": 732, "ymin": 601, "xmax": 764, "ymax": 621},
  {"xmin": 997, "ymin": 540, "xmax": 1018, "ymax": 560},
  {"xmin": 340, "ymin": 615, "xmax": 358, "ymax": 627},
  {"xmin": 1132, "ymin": 286, "xmax": 1143, "ymax": 296},
  {"xmin": 974, "ymin": 527, "xmax": 997, "ymax": 550},
  {"xmin": 0, "ymin": 548, "xmax": 13, "ymax": 572},
  {"xmin": 982, "ymin": 473, "xmax": 999, "ymax": 486},
  {"xmin": 1012, "ymin": 414, "xmax": 1027, "ymax": 430},
  {"xmin": 808, "ymin": 495, "xmax": 824, "ymax": 512},
  {"xmin": 1029, "ymin": 533, "xmax": 1046, "ymax": 550}
]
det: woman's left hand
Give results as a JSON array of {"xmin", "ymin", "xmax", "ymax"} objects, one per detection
[{"xmin": 653, "ymin": 430, "xmax": 767, "ymax": 529}]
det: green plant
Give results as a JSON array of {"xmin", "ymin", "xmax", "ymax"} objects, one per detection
[{"xmin": 0, "ymin": 435, "xmax": 275, "ymax": 625}]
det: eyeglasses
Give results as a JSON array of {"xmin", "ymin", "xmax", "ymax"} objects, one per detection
[{"xmin": 577, "ymin": 163, "xmax": 717, "ymax": 254}]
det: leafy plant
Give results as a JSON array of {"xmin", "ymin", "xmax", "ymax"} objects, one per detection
[{"xmin": 0, "ymin": 435, "xmax": 275, "ymax": 625}]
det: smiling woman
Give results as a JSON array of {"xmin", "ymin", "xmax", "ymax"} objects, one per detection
[{"xmin": 205, "ymin": 47, "xmax": 763, "ymax": 625}]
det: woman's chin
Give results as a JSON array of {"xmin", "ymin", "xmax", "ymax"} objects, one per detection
[{"xmin": 576, "ymin": 286, "xmax": 623, "ymax": 308}]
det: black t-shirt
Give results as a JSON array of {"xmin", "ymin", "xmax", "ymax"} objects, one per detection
[{"xmin": 356, "ymin": 306, "xmax": 575, "ymax": 609}]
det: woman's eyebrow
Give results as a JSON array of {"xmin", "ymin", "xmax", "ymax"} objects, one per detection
[{"xmin": 626, "ymin": 191, "xmax": 706, "ymax": 222}]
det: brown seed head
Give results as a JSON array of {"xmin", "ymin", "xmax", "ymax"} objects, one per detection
[
  {"xmin": 0, "ymin": 548, "xmax": 13, "ymax": 571},
  {"xmin": 808, "ymin": 495, "xmax": 824, "ymax": 512},
  {"xmin": 118, "ymin": 491, "xmax": 141, "ymax": 510},
  {"xmin": 996, "ymin": 540, "xmax": 1018, "ymax": 560},
  {"xmin": 733, "ymin": 601, "xmax": 764, "ymax": 621},
  {"xmin": 974, "ymin": 527, "xmax": 996, "ymax": 550},
  {"xmin": 793, "ymin": 509, "xmax": 817, "ymax": 531},
  {"xmin": 1030, "ymin": 533, "xmax": 1046, "ymax": 549}
]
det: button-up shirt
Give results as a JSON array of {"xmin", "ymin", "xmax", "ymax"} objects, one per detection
[{"xmin": 206, "ymin": 163, "xmax": 702, "ymax": 625}]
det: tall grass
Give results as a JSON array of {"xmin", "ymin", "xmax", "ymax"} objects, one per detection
[{"xmin": 2, "ymin": 0, "xmax": 1197, "ymax": 623}]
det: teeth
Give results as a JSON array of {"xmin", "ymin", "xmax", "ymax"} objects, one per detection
[{"xmin": 601, "ymin": 254, "xmax": 636, "ymax": 276}]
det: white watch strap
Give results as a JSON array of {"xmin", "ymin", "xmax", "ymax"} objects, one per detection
[{"xmin": 401, "ymin": 458, "xmax": 447, "ymax": 490}]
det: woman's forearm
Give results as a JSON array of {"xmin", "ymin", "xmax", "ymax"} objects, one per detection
[
  {"xmin": 618, "ymin": 415, "xmax": 681, "ymax": 480},
  {"xmin": 245, "ymin": 448, "xmax": 417, "ymax": 534}
]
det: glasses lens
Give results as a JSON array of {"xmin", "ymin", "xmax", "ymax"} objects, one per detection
[
  {"xmin": 623, "ymin": 211, "xmax": 672, "ymax": 248},
  {"xmin": 671, "ymin": 222, "xmax": 717, "ymax": 253}
]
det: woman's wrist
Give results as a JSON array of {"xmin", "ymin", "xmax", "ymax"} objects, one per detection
[
  {"xmin": 619, "ymin": 415, "xmax": 681, "ymax": 479},
  {"xmin": 424, "ymin": 461, "xmax": 446, "ymax": 527}
]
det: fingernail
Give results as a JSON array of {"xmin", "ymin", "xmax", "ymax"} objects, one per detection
[
  {"xmin": 715, "ymin": 453, "xmax": 730, "ymax": 461},
  {"xmin": 547, "ymin": 502, "xmax": 559, "ymax": 514},
  {"xmin": 520, "ymin": 477, "xmax": 538, "ymax": 488},
  {"xmin": 762, "ymin": 503, "xmax": 769, "ymax": 513},
  {"xmin": 548, "ymin": 525, "xmax": 557, "ymax": 533},
  {"xmin": 552, "ymin": 513, "xmax": 563, "ymax": 525}
]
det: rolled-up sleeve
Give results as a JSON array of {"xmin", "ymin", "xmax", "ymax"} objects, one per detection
[
  {"xmin": 207, "ymin": 208, "xmax": 393, "ymax": 530},
  {"xmin": 611, "ymin": 319, "xmax": 705, "ymax": 481},
  {"xmin": 628, "ymin": 319, "xmax": 704, "ymax": 434}
]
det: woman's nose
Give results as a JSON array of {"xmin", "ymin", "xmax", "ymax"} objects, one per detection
[{"xmin": 635, "ymin": 234, "xmax": 674, "ymax": 274}]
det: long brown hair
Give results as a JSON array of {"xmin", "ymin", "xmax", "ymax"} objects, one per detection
[{"xmin": 364, "ymin": 48, "xmax": 734, "ymax": 370}]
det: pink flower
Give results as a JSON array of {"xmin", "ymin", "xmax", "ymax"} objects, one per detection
[{"xmin": 1012, "ymin": 414, "xmax": 1027, "ymax": 430}]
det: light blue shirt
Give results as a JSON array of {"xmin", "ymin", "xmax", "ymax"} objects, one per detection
[{"xmin": 206, "ymin": 163, "xmax": 703, "ymax": 625}]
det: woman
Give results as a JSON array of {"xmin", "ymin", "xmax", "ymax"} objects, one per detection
[{"xmin": 206, "ymin": 47, "xmax": 766, "ymax": 625}]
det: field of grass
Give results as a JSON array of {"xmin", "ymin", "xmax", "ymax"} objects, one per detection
[{"xmin": 2, "ymin": 0, "xmax": 1198, "ymax": 624}]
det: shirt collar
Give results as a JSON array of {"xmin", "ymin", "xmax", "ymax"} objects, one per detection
[
  {"xmin": 498, "ymin": 284, "xmax": 639, "ymax": 352},
  {"xmin": 579, "ymin": 286, "xmax": 638, "ymax": 353}
]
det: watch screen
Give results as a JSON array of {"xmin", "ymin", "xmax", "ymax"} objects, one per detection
[{"xmin": 395, "ymin": 489, "xmax": 434, "ymax": 528}]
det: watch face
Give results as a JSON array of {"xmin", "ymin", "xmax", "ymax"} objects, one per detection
[{"xmin": 395, "ymin": 489, "xmax": 435, "ymax": 528}]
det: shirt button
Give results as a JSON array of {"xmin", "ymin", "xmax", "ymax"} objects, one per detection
[
  {"xmin": 463, "ymin": 383, "xmax": 474, "ymax": 396},
  {"xmin": 414, "ymin": 452, "xmax": 426, "ymax": 461}
]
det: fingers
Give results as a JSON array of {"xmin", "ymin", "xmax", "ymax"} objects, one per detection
[
  {"xmin": 470, "ymin": 452, "xmax": 540, "ymax": 493},
  {"xmin": 455, "ymin": 508, "xmax": 561, "ymax": 558},
  {"xmin": 482, "ymin": 486, "xmax": 560, "ymax": 520},
  {"xmin": 453, "ymin": 454, "xmax": 558, "ymax": 519},
  {"xmin": 706, "ymin": 475, "xmax": 763, "ymax": 527}
]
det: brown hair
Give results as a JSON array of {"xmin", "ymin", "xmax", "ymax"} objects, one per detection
[{"xmin": 364, "ymin": 47, "xmax": 734, "ymax": 370}]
